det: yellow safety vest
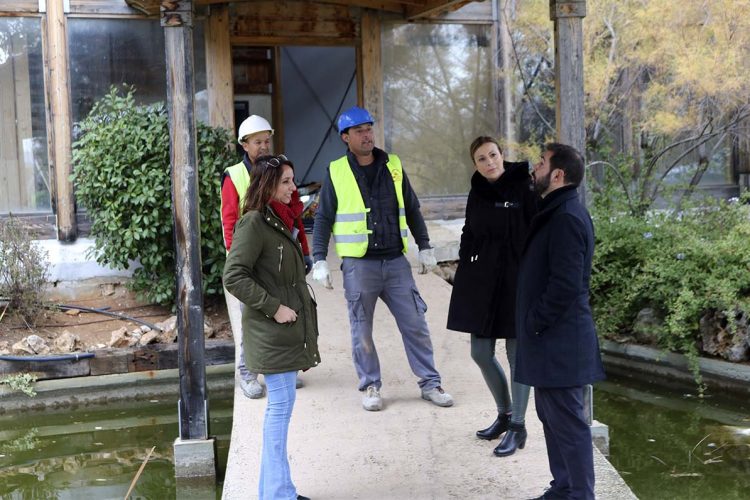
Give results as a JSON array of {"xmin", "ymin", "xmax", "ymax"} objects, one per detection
[
  {"xmin": 221, "ymin": 161, "xmax": 252, "ymax": 251},
  {"xmin": 329, "ymin": 154, "xmax": 408, "ymax": 257},
  {"xmin": 223, "ymin": 161, "xmax": 252, "ymax": 212}
]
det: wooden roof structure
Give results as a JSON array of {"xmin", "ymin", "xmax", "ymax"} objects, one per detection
[
  {"xmin": 126, "ymin": 0, "xmax": 476, "ymax": 20},
  {"xmin": 2, "ymin": 1, "xmax": 588, "ymax": 477}
]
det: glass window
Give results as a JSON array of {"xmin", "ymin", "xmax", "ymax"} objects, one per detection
[
  {"xmin": 382, "ymin": 23, "xmax": 494, "ymax": 196},
  {"xmin": 68, "ymin": 18, "xmax": 207, "ymax": 129},
  {"xmin": 0, "ymin": 18, "xmax": 49, "ymax": 213}
]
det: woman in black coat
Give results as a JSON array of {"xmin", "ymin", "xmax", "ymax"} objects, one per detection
[{"xmin": 447, "ymin": 136, "xmax": 538, "ymax": 457}]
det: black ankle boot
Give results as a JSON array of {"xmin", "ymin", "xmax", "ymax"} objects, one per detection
[
  {"xmin": 493, "ymin": 422, "xmax": 527, "ymax": 456},
  {"xmin": 476, "ymin": 412, "xmax": 511, "ymax": 440}
]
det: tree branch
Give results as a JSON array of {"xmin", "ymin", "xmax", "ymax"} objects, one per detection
[{"xmin": 503, "ymin": 7, "xmax": 553, "ymax": 133}]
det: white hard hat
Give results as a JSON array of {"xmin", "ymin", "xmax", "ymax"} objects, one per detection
[{"xmin": 237, "ymin": 115, "xmax": 274, "ymax": 144}]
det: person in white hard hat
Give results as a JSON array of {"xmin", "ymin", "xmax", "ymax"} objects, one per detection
[{"xmin": 221, "ymin": 115, "xmax": 308, "ymax": 399}]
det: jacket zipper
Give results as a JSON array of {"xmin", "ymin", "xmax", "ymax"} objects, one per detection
[{"xmin": 277, "ymin": 244, "xmax": 283, "ymax": 272}]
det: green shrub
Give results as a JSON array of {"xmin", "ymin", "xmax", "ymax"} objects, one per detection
[
  {"xmin": 0, "ymin": 216, "xmax": 49, "ymax": 324},
  {"xmin": 591, "ymin": 193, "xmax": 750, "ymax": 381},
  {"xmin": 0, "ymin": 373, "xmax": 38, "ymax": 397},
  {"xmin": 72, "ymin": 86, "xmax": 235, "ymax": 305}
]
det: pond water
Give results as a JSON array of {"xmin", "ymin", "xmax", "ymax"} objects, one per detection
[
  {"xmin": 595, "ymin": 376, "xmax": 750, "ymax": 500},
  {"xmin": 2, "ymin": 376, "xmax": 748, "ymax": 499},
  {"xmin": 0, "ymin": 390, "xmax": 233, "ymax": 499}
]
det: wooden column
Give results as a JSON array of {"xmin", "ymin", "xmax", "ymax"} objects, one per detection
[
  {"xmin": 360, "ymin": 10, "xmax": 384, "ymax": 148},
  {"xmin": 205, "ymin": 4, "xmax": 234, "ymax": 131},
  {"xmin": 550, "ymin": 0, "xmax": 586, "ymax": 156},
  {"xmin": 46, "ymin": 0, "xmax": 76, "ymax": 241},
  {"xmin": 493, "ymin": 0, "xmax": 516, "ymax": 145},
  {"xmin": 162, "ymin": 0, "xmax": 209, "ymax": 445}
]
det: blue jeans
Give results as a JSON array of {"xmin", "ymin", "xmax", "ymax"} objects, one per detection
[
  {"xmin": 259, "ymin": 371, "xmax": 298, "ymax": 500},
  {"xmin": 342, "ymin": 256, "xmax": 441, "ymax": 391}
]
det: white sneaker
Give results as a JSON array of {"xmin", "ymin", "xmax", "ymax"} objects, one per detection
[
  {"xmin": 362, "ymin": 385, "xmax": 383, "ymax": 411},
  {"xmin": 421, "ymin": 386, "xmax": 454, "ymax": 407},
  {"xmin": 240, "ymin": 378, "xmax": 265, "ymax": 399}
]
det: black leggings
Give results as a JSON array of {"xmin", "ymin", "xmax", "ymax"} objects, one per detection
[{"xmin": 470, "ymin": 335, "xmax": 531, "ymax": 425}]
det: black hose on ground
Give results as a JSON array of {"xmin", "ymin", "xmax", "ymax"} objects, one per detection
[
  {"xmin": 0, "ymin": 352, "xmax": 95, "ymax": 362},
  {"xmin": 0, "ymin": 305, "xmax": 164, "ymax": 363},
  {"xmin": 51, "ymin": 304, "xmax": 163, "ymax": 333}
]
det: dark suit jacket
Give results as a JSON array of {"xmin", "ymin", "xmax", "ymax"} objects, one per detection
[{"xmin": 515, "ymin": 185, "xmax": 605, "ymax": 388}]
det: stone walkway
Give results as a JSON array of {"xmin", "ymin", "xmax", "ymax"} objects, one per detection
[{"xmin": 221, "ymin": 230, "xmax": 636, "ymax": 499}]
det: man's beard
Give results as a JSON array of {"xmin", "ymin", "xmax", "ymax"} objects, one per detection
[{"xmin": 533, "ymin": 170, "xmax": 552, "ymax": 195}]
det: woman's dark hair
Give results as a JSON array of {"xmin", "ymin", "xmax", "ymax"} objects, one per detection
[
  {"xmin": 469, "ymin": 136, "xmax": 503, "ymax": 163},
  {"xmin": 545, "ymin": 143, "xmax": 584, "ymax": 186},
  {"xmin": 243, "ymin": 155, "xmax": 295, "ymax": 214}
]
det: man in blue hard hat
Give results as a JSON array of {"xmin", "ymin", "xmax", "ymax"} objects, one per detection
[{"xmin": 311, "ymin": 105, "xmax": 453, "ymax": 411}]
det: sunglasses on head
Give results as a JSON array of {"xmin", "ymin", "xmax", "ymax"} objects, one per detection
[{"xmin": 266, "ymin": 154, "xmax": 289, "ymax": 169}]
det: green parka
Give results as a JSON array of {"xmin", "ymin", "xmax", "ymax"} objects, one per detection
[{"xmin": 223, "ymin": 207, "xmax": 321, "ymax": 374}]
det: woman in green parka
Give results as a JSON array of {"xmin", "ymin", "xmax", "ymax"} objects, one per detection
[{"xmin": 223, "ymin": 154, "xmax": 320, "ymax": 500}]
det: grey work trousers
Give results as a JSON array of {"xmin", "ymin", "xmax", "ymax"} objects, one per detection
[
  {"xmin": 224, "ymin": 286, "xmax": 258, "ymax": 382},
  {"xmin": 342, "ymin": 255, "xmax": 441, "ymax": 392}
]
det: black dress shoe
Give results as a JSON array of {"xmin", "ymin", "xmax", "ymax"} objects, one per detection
[
  {"xmin": 297, "ymin": 495, "xmax": 310, "ymax": 500},
  {"xmin": 493, "ymin": 424, "xmax": 527, "ymax": 456},
  {"xmin": 526, "ymin": 488, "xmax": 565, "ymax": 500},
  {"xmin": 476, "ymin": 412, "xmax": 511, "ymax": 440}
]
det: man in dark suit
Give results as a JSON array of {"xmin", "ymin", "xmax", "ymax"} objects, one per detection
[{"xmin": 515, "ymin": 143, "xmax": 605, "ymax": 500}]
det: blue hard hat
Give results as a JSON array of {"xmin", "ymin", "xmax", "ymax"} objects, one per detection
[{"xmin": 337, "ymin": 106, "xmax": 374, "ymax": 133}]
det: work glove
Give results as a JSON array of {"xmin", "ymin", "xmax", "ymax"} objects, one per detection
[
  {"xmin": 417, "ymin": 248, "xmax": 437, "ymax": 275},
  {"xmin": 312, "ymin": 260, "xmax": 333, "ymax": 289},
  {"xmin": 304, "ymin": 256, "xmax": 313, "ymax": 275}
]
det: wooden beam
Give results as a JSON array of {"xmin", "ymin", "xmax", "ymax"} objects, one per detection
[
  {"xmin": 492, "ymin": 0, "xmax": 516, "ymax": 145},
  {"xmin": 205, "ymin": 4, "xmax": 234, "ymax": 130},
  {"xmin": 230, "ymin": 35, "xmax": 356, "ymax": 46},
  {"xmin": 550, "ymin": 0, "xmax": 586, "ymax": 157},
  {"xmin": 124, "ymin": 0, "xmax": 160, "ymax": 15},
  {"xmin": 199, "ymin": 0, "xmax": 406, "ymax": 13},
  {"xmin": 70, "ymin": 0, "xmax": 143, "ymax": 15},
  {"xmin": 0, "ymin": 1, "xmax": 38, "ymax": 13},
  {"xmin": 46, "ymin": 0, "xmax": 77, "ymax": 241},
  {"xmin": 232, "ymin": 1, "xmax": 357, "ymax": 43},
  {"xmin": 294, "ymin": 0, "xmax": 404, "ymax": 13},
  {"xmin": 360, "ymin": 10, "xmax": 384, "ymax": 147},
  {"xmin": 162, "ymin": 0, "xmax": 210, "ymax": 445},
  {"xmin": 126, "ymin": 0, "xmax": 475, "ymax": 18},
  {"xmin": 404, "ymin": 0, "xmax": 473, "ymax": 20}
]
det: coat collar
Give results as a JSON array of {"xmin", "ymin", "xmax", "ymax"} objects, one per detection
[
  {"xmin": 346, "ymin": 147, "xmax": 388, "ymax": 169},
  {"xmin": 470, "ymin": 161, "xmax": 531, "ymax": 199},
  {"xmin": 523, "ymin": 185, "xmax": 580, "ymax": 253},
  {"xmin": 242, "ymin": 153, "xmax": 254, "ymax": 174},
  {"xmin": 538, "ymin": 184, "xmax": 579, "ymax": 214},
  {"xmin": 261, "ymin": 206, "xmax": 303, "ymax": 255}
]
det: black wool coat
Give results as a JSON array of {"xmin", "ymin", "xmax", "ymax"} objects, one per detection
[
  {"xmin": 514, "ymin": 185, "xmax": 606, "ymax": 388},
  {"xmin": 447, "ymin": 161, "xmax": 538, "ymax": 338}
]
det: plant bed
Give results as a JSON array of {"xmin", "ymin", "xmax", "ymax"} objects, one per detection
[{"xmin": 0, "ymin": 295, "xmax": 235, "ymax": 382}]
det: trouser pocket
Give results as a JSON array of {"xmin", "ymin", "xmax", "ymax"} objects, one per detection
[{"xmin": 411, "ymin": 287, "xmax": 428, "ymax": 315}]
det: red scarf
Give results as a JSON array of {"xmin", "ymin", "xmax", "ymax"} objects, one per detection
[{"xmin": 269, "ymin": 191, "xmax": 310, "ymax": 255}]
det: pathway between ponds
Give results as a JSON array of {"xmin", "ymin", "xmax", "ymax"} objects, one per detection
[{"xmin": 222, "ymin": 254, "xmax": 635, "ymax": 499}]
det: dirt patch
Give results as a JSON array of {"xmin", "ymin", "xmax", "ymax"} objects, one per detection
[{"xmin": 0, "ymin": 295, "xmax": 233, "ymax": 353}]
